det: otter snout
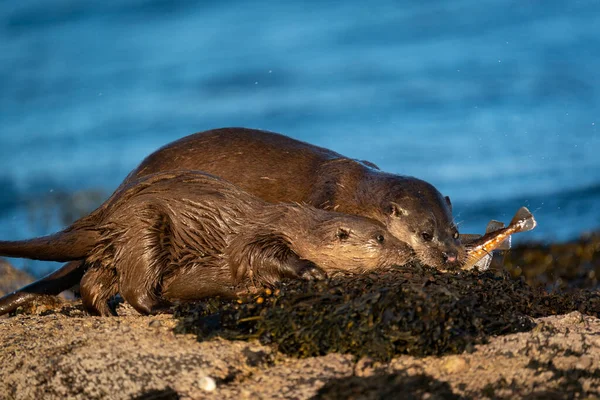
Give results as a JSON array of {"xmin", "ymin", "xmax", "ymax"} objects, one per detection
[
  {"xmin": 442, "ymin": 251, "xmax": 459, "ymax": 267},
  {"xmin": 443, "ymin": 251, "xmax": 457, "ymax": 263},
  {"xmin": 440, "ymin": 240, "xmax": 467, "ymax": 269}
]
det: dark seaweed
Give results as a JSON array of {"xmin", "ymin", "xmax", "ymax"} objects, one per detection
[
  {"xmin": 174, "ymin": 260, "xmax": 600, "ymax": 361},
  {"xmin": 501, "ymin": 232, "xmax": 600, "ymax": 291}
]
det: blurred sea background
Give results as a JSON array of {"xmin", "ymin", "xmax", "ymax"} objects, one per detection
[{"xmin": 0, "ymin": 0, "xmax": 599, "ymax": 276}]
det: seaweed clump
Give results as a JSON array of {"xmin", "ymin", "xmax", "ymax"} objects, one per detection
[
  {"xmin": 174, "ymin": 262, "xmax": 599, "ymax": 361},
  {"xmin": 502, "ymin": 233, "xmax": 600, "ymax": 290}
]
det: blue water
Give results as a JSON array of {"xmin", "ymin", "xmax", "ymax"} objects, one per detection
[{"xmin": 1, "ymin": 1, "xmax": 599, "ymax": 276}]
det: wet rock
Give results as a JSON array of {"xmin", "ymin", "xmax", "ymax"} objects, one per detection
[{"xmin": 0, "ymin": 258, "xmax": 34, "ymax": 297}]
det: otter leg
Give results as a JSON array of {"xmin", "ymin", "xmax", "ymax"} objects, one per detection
[
  {"xmin": 98, "ymin": 210, "xmax": 179, "ymax": 315},
  {"xmin": 117, "ymin": 255, "xmax": 162, "ymax": 315},
  {"xmin": 230, "ymin": 233, "xmax": 328, "ymax": 286},
  {"xmin": 161, "ymin": 262, "xmax": 236, "ymax": 303},
  {"xmin": 80, "ymin": 265, "xmax": 118, "ymax": 316},
  {"xmin": 115, "ymin": 228, "xmax": 169, "ymax": 315},
  {"xmin": 249, "ymin": 237, "xmax": 328, "ymax": 285}
]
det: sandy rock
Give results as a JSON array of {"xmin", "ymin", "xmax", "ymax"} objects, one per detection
[
  {"xmin": 1, "ymin": 305, "xmax": 599, "ymax": 399},
  {"xmin": 0, "ymin": 306, "xmax": 270, "ymax": 400},
  {"xmin": 441, "ymin": 355, "xmax": 469, "ymax": 374}
]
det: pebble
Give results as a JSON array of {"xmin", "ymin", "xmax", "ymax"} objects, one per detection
[
  {"xmin": 576, "ymin": 356, "xmax": 594, "ymax": 370},
  {"xmin": 148, "ymin": 320, "xmax": 162, "ymax": 328},
  {"xmin": 198, "ymin": 376, "xmax": 217, "ymax": 392}
]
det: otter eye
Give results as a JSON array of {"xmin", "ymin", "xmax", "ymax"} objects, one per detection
[
  {"xmin": 421, "ymin": 232, "xmax": 433, "ymax": 242},
  {"xmin": 453, "ymin": 231, "xmax": 459, "ymax": 240},
  {"xmin": 337, "ymin": 228, "xmax": 351, "ymax": 241},
  {"xmin": 376, "ymin": 234, "xmax": 385, "ymax": 244}
]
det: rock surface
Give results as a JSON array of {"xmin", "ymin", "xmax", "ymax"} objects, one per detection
[
  {"xmin": 0, "ymin": 259, "xmax": 34, "ymax": 297},
  {"xmin": 1, "ymin": 302, "xmax": 599, "ymax": 399}
]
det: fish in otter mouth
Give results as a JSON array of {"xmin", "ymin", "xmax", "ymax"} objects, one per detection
[{"xmin": 461, "ymin": 207, "xmax": 537, "ymax": 271}]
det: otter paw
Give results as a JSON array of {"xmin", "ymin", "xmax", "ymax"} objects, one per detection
[{"xmin": 298, "ymin": 264, "xmax": 328, "ymax": 281}]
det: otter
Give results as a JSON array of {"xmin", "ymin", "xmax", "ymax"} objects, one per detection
[
  {"xmin": 0, "ymin": 127, "xmax": 462, "ymax": 316},
  {"xmin": 0, "ymin": 171, "xmax": 412, "ymax": 316}
]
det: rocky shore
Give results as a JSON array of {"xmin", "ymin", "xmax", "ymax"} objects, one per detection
[
  {"xmin": 1, "ymin": 234, "xmax": 599, "ymax": 399},
  {"xmin": 2, "ymin": 304, "xmax": 598, "ymax": 399}
]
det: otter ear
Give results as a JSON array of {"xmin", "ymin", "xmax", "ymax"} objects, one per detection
[
  {"xmin": 336, "ymin": 227, "xmax": 351, "ymax": 241},
  {"xmin": 445, "ymin": 196, "xmax": 452, "ymax": 212},
  {"xmin": 389, "ymin": 202, "xmax": 409, "ymax": 218}
]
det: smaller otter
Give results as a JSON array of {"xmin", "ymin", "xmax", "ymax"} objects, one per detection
[{"xmin": 0, "ymin": 171, "xmax": 412, "ymax": 316}]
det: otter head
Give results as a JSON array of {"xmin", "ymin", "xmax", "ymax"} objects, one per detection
[
  {"xmin": 295, "ymin": 213, "xmax": 413, "ymax": 273},
  {"xmin": 380, "ymin": 180, "xmax": 465, "ymax": 270}
]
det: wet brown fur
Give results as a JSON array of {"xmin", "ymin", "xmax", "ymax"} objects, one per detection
[
  {"xmin": 123, "ymin": 128, "xmax": 463, "ymax": 266},
  {"xmin": 1, "ymin": 171, "xmax": 412, "ymax": 316},
  {"xmin": 0, "ymin": 127, "xmax": 462, "ymax": 315}
]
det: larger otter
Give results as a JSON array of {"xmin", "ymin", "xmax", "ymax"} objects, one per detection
[
  {"xmin": 0, "ymin": 171, "xmax": 411, "ymax": 316},
  {"xmin": 0, "ymin": 127, "xmax": 462, "ymax": 315}
]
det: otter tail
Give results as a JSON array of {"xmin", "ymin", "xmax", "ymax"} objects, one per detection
[{"xmin": 0, "ymin": 227, "xmax": 99, "ymax": 262}]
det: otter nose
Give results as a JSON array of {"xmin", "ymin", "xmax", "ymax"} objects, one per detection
[{"xmin": 443, "ymin": 251, "xmax": 458, "ymax": 264}]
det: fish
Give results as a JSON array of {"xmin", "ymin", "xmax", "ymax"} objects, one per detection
[
  {"xmin": 460, "ymin": 220, "xmax": 510, "ymax": 250},
  {"xmin": 462, "ymin": 207, "xmax": 537, "ymax": 271},
  {"xmin": 460, "ymin": 220, "xmax": 508, "ymax": 271}
]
